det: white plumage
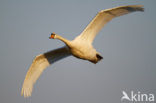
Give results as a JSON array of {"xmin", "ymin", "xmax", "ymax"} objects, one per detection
[{"xmin": 21, "ymin": 5, "xmax": 144, "ymax": 97}]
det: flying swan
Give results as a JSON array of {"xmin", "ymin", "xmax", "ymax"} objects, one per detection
[{"xmin": 21, "ymin": 5, "xmax": 144, "ymax": 97}]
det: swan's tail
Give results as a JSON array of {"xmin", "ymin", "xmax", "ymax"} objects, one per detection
[
  {"xmin": 96, "ymin": 54, "xmax": 103, "ymax": 61},
  {"xmin": 89, "ymin": 54, "xmax": 103, "ymax": 64}
]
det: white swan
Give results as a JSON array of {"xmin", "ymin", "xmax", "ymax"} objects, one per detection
[{"xmin": 21, "ymin": 5, "xmax": 144, "ymax": 97}]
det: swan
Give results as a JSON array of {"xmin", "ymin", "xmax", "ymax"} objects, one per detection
[{"xmin": 21, "ymin": 5, "xmax": 144, "ymax": 97}]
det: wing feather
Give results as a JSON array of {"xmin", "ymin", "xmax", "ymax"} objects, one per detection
[
  {"xmin": 77, "ymin": 5, "xmax": 144, "ymax": 43},
  {"xmin": 21, "ymin": 46, "xmax": 70, "ymax": 97}
]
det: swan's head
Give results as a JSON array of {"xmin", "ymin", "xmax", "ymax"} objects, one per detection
[
  {"xmin": 49, "ymin": 33, "xmax": 56, "ymax": 39},
  {"xmin": 49, "ymin": 32, "xmax": 71, "ymax": 47}
]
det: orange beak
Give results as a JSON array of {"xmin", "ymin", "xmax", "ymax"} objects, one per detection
[{"xmin": 49, "ymin": 33, "xmax": 55, "ymax": 39}]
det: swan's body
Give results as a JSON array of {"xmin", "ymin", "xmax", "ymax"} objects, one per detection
[
  {"xmin": 21, "ymin": 5, "xmax": 144, "ymax": 97},
  {"xmin": 68, "ymin": 39, "xmax": 101, "ymax": 63}
]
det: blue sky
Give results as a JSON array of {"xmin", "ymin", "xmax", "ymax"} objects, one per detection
[{"xmin": 0, "ymin": 0, "xmax": 156, "ymax": 103}]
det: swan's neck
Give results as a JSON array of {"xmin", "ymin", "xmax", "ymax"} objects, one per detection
[{"xmin": 55, "ymin": 35, "xmax": 71, "ymax": 47}]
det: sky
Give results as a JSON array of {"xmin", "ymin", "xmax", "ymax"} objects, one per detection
[{"xmin": 0, "ymin": 0, "xmax": 156, "ymax": 103}]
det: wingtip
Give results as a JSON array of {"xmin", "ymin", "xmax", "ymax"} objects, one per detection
[
  {"xmin": 137, "ymin": 5, "xmax": 144, "ymax": 12},
  {"xmin": 125, "ymin": 5, "xmax": 145, "ymax": 12},
  {"xmin": 21, "ymin": 88, "xmax": 23, "ymax": 96},
  {"xmin": 131, "ymin": 5, "xmax": 144, "ymax": 12},
  {"xmin": 21, "ymin": 85, "xmax": 33, "ymax": 98},
  {"xmin": 141, "ymin": 8, "xmax": 144, "ymax": 12}
]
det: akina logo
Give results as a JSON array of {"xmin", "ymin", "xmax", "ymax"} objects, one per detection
[{"xmin": 121, "ymin": 91, "xmax": 154, "ymax": 102}]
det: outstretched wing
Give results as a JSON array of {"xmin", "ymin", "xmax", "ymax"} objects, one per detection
[
  {"xmin": 77, "ymin": 5, "xmax": 144, "ymax": 43},
  {"xmin": 21, "ymin": 46, "xmax": 70, "ymax": 97}
]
